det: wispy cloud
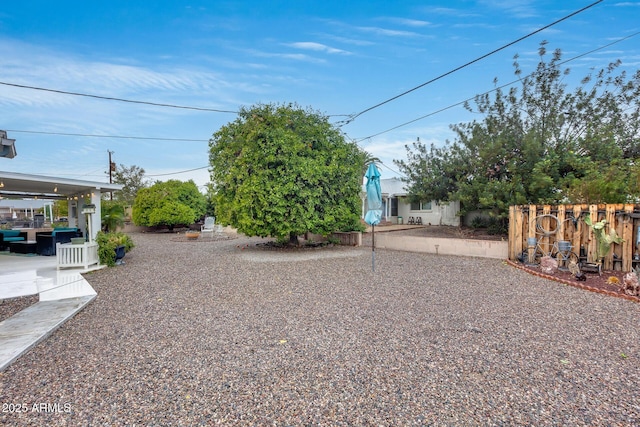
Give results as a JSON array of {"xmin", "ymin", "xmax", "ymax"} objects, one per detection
[
  {"xmin": 287, "ymin": 42, "xmax": 352, "ymax": 55},
  {"xmin": 478, "ymin": 0, "xmax": 539, "ymax": 19},
  {"xmin": 420, "ymin": 7, "xmax": 482, "ymax": 18},
  {"xmin": 0, "ymin": 37, "xmax": 257, "ymax": 108},
  {"xmin": 247, "ymin": 48, "xmax": 327, "ymax": 64},
  {"xmin": 381, "ymin": 17, "xmax": 432, "ymax": 28},
  {"xmin": 323, "ymin": 34, "xmax": 375, "ymax": 47},
  {"xmin": 356, "ymin": 26, "xmax": 423, "ymax": 38}
]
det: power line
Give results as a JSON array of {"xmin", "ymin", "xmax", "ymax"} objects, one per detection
[
  {"xmin": 7, "ymin": 129, "xmax": 208, "ymax": 142},
  {"xmin": 354, "ymin": 29, "xmax": 640, "ymax": 142},
  {"xmin": 377, "ymin": 160, "xmax": 402, "ymax": 177},
  {"xmin": 0, "ymin": 81, "xmax": 239, "ymax": 113},
  {"xmin": 145, "ymin": 166, "xmax": 209, "ymax": 177},
  {"xmin": 340, "ymin": 0, "xmax": 604, "ymax": 126}
]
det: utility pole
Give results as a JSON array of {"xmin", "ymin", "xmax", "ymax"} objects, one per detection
[{"xmin": 108, "ymin": 150, "xmax": 115, "ymax": 200}]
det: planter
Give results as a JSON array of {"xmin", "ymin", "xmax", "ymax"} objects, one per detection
[
  {"xmin": 70, "ymin": 237, "xmax": 85, "ymax": 245},
  {"xmin": 185, "ymin": 232, "xmax": 200, "ymax": 240},
  {"xmin": 115, "ymin": 245, "xmax": 126, "ymax": 265},
  {"xmin": 581, "ymin": 261, "xmax": 602, "ymax": 276}
]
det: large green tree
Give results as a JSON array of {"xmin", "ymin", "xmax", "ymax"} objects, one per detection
[
  {"xmin": 132, "ymin": 180, "xmax": 207, "ymax": 230},
  {"xmin": 209, "ymin": 103, "xmax": 365, "ymax": 243},
  {"xmin": 396, "ymin": 42, "xmax": 640, "ymax": 220}
]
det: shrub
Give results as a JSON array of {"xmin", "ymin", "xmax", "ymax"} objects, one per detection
[
  {"xmin": 470, "ymin": 216, "xmax": 489, "ymax": 229},
  {"xmin": 487, "ymin": 217, "xmax": 508, "ymax": 235},
  {"xmin": 96, "ymin": 231, "xmax": 135, "ymax": 267}
]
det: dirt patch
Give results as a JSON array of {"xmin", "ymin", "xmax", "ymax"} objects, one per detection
[
  {"xmin": 382, "ymin": 225, "xmax": 506, "ymax": 241},
  {"xmin": 169, "ymin": 234, "xmax": 236, "ymax": 242},
  {"xmin": 509, "ymin": 260, "xmax": 639, "ymax": 303}
]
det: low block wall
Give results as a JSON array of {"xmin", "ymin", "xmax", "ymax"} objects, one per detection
[
  {"xmin": 374, "ymin": 233, "xmax": 508, "ymax": 259},
  {"xmin": 331, "ymin": 231, "xmax": 362, "ymax": 246}
]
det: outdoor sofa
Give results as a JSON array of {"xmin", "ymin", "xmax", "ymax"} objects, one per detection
[
  {"xmin": 0, "ymin": 229, "xmax": 28, "ymax": 251},
  {"xmin": 35, "ymin": 228, "xmax": 82, "ymax": 256}
]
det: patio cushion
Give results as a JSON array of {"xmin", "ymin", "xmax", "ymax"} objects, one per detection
[
  {"xmin": 0, "ymin": 230, "xmax": 28, "ymax": 250},
  {"xmin": 51, "ymin": 228, "xmax": 78, "ymax": 236}
]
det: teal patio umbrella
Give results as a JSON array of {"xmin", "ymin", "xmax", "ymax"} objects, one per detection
[{"xmin": 364, "ymin": 163, "xmax": 382, "ymax": 271}]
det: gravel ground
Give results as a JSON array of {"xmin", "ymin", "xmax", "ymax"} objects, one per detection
[
  {"xmin": 0, "ymin": 294, "xmax": 39, "ymax": 323},
  {"xmin": 1, "ymin": 231, "xmax": 639, "ymax": 426}
]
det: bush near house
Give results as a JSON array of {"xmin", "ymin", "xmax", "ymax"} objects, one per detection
[{"xmin": 96, "ymin": 231, "xmax": 135, "ymax": 267}]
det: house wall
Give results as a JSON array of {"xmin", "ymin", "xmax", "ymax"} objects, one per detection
[{"xmin": 396, "ymin": 198, "xmax": 460, "ymax": 226}]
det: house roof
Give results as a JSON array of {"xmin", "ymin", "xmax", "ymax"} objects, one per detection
[
  {"xmin": 380, "ymin": 177, "xmax": 408, "ymax": 196},
  {"xmin": 362, "ymin": 177, "xmax": 408, "ymax": 197},
  {"xmin": 0, "ymin": 171, "xmax": 123, "ymax": 200}
]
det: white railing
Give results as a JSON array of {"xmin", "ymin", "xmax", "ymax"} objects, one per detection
[{"xmin": 56, "ymin": 242, "xmax": 99, "ymax": 270}]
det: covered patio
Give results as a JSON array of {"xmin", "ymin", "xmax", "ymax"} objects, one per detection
[
  {"xmin": 0, "ymin": 170, "xmax": 123, "ymax": 240},
  {"xmin": 0, "ymin": 171, "xmax": 122, "ymax": 370}
]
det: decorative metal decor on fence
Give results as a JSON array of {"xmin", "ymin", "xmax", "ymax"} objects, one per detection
[{"xmin": 508, "ymin": 204, "xmax": 640, "ymax": 272}]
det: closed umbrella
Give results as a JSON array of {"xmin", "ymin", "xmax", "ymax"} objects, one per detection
[{"xmin": 364, "ymin": 163, "xmax": 382, "ymax": 271}]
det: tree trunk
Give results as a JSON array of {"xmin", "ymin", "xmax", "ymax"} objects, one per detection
[{"xmin": 289, "ymin": 232, "xmax": 299, "ymax": 246}]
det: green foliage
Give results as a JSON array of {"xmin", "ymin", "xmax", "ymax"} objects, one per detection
[
  {"xmin": 565, "ymin": 160, "xmax": 633, "ymax": 204},
  {"xmin": 395, "ymin": 43, "xmax": 640, "ymax": 219},
  {"xmin": 470, "ymin": 216, "xmax": 489, "ymax": 229},
  {"xmin": 132, "ymin": 180, "xmax": 206, "ymax": 230},
  {"xmin": 101, "ymin": 201, "xmax": 126, "ymax": 232},
  {"xmin": 209, "ymin": 103, "xmax": 365, "ymax": 241},
  {"xmin": 96, "ymin": 231, "xmax": 135, "ymax": 267},
  {"xmin": 148, "ymin": 201, "xmax": 195, "ymax": 229},
  {"xmin": 112, "ymin": 164, "xmax": 149, "ymax": 204},
  {"xmin": 53, "ymin": 200, "xmax": 68, "ymax": 219}
]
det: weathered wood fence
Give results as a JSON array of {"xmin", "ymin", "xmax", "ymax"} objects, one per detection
[{"xmin": 508, "ymin": 204, "xmax": 640, "ymax": 272}]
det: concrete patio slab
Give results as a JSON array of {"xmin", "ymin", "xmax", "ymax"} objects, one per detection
[
  {"xmin": 0, "ymin": 252, "xmax": 101, "ymax": 371},
  {"xmin": 0, "ymin": 295, "xmax": 96, "ymax": 371}
]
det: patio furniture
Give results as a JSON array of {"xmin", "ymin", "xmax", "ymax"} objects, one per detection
[
  {"xmin": 0, "ymin": 230, "xmax": 28, "ymax": 250},
  {"xmin": 36, "ymin": 228, "xmax": 82, "ymax": 256},
  {"xmin": 9, "ymin": 240, "xmax": 38, "ymax": 254},
  {"xmin": 201, "ymin": 216, "xmax": 216, "ymax": 238}
]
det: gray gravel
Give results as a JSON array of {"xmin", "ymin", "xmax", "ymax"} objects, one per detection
[{"xmin": 1, "ymin": 231, "xmax": 639, "ymax": 426}]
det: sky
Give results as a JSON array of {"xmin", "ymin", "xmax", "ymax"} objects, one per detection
[{"xmin": 1, "ymin": 0, "xmax": 639, "ymax": 191}]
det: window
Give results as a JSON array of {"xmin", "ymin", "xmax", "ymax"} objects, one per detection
[{"xmin": 410, "ymin": 200, "xmax": 432, "ymax": 211}]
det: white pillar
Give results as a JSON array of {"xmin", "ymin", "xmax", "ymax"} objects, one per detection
[
  {"xmin": 77, "ymin": 198, "xmax": 86, "ymax": 235},
  {"xmin": 90, "ymin": 190, "xmax": 101, "ymax": 241},
  {"xmin": 68, "ymin": 199, "xmax": 78, "ymax": 228}
]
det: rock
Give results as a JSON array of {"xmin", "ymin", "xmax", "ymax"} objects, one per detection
[
  {"xmin": 540, "ymin": 255, "xmax": 558, "ymax": 274},
  {"xmin": 622, "ymin": 272, "xmax": 640, "ymax": 296}
]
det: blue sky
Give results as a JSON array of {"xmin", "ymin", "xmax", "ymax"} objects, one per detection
[{"xmin": 1, "ymin": 1, "xmax": 639, "ymax": 190}]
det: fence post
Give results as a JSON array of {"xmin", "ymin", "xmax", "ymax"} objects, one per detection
[
  {"xmin": 571, "ymin": 205, "xmax": 583, "ymax": 261},
  {"xmin": 557, "ymin": 204, "xmax": 566, "ymax": 241},
  {"xmin": 509, "ymin": 206, "xmax": 523, "ymax": 260},
  {"xmin": 623, "ymin": 204, "xmax": 635, "ymax": 272}
]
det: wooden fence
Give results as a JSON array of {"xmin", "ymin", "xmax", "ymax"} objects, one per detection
[{"xmin": 508, "ymin": 204, "xmax": 640, "ymax": 272}]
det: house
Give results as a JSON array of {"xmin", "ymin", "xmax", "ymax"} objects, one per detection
[{"xmin": 361, "ymin": 177, "xmax": 460, "ymax": 226}]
